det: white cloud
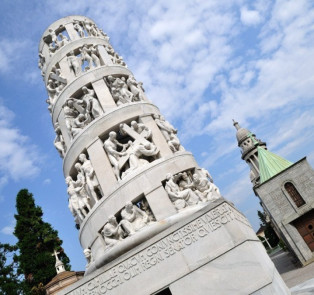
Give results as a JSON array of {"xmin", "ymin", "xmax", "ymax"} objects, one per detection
[
  {"xmin": 1, "ymin": 220, "xmax": 15, "ymax": 235},
  {"xmin": 240, "ymin": 7, "xmax": 262, "ymax": 26},
  {"xmin": 0, "ymin": 101, "xmax": 40, "ymax": 181}
]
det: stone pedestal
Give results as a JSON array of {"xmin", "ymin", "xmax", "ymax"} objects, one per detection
[{"xmin": 59, "ymin": 200, "xmax": 290, "ymax": 295}]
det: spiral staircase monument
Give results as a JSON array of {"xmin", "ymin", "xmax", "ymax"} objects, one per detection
[{"xmin": 39, "ymin": 16, "xmax": 290, "ymax": 295}]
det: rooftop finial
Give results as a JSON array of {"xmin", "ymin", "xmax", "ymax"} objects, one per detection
[
  {"xmin": 232, "ymin": 119, "xmax": 241, "ymax": 130},
  {"xmin": 52, "ymin": 249, "xmax": 65, "ymax": 274}
]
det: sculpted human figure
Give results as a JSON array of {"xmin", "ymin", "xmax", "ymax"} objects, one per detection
[
  {"xmin": 74, "ymin": 21, "xmax": 85, "ymax": 38},
  {"xmin": 130, "ymin": 121, "xmax": 152, "ymax": 140},
  {"xmin": 48, "ymin": 28, "xmax": 58, "ymax": 47},
  {"xmin": 139, "ymin": 199, "xmax": 155, "ymax": 222},
  {"xmin": 103, "ymin": 131, "xmax": 128, "ymax": 180},
  {"xmin": 71, "ymin": 113, "xmax": 91, "ymax": 138},
  {"xmin": 120, "ymin": 202, "xmax": 149, "ymax": 236},
  {"xmin": 83, "ymin": 248, "xmax": 93, "ymax": 268},
  {"xmin": 80, "ymin": 86, "xmax": 103, "ymax": 119},
  {"xmin": 67, "ymin": 51, "xmax": 81, "ymax": 76},
  {"xmin": 80, "ymin": 45, "xmax": 93, "ymax": 70},
  {"xmin": 165, "ymin": 173, "xmax": 199, "ymax": 210},
  {"xmin": 74, "ymin": 163, "xmax": 91, "ymax": 211},
  {"xmin": 101, "ymin": 216, "xmax": 125, "ymax": 248},
  {"xmin": 178, "ymin": 172, "xmax": 193, "ymax": 191},
  {"xmin": 122, "ymin": 141, "xmax": 158, "ymax": 178},
  {"xmin": 84, "ymin": 21, "xmax": 98, "ymax": 36},
  {"xmin": 89, "ymin": 46, "xmax": 101, "ymax": 67},
  {"xmin": 192, "ymin": 173, "xmax": 221, "ymax": 202},
  {"xmin": 79, "ymin": 153, "xmax": 102, "ymax": 202},
  {"xmin": 46, "ymin": 79, "xmax": 57, "ymax": 100},
  {"xmin": 107, "ymin": 75, "xmax": 133, "ymax": 103},
  {"xmin": 38, "ymin": 53, "xmax": 45, "ymax": 70},
  {"xmin": 126, "ymin": 75, "xmax": 144, "ymax": 101},
  {"xmin": 168, "ymin": 132, "xmax": 182, "ymax": 152},
  {"xmin": 54, "ymin": 123, "xmax": 66, "ymax": 157},
  {"xmin": 63, "ymin": 99, "xmax": 79, "ymax": 134},
  {"xmin": 59, "ymin": 33, "xmax": 69, "ymax": 47},
  {"xmin": 66, "ymin": 176, "xmax": 87, "ymax": 222}
]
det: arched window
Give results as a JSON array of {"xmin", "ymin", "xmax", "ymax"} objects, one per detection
[{"xmin": 284, "ymin": 182, "xmax": 305, "ymax": 207}]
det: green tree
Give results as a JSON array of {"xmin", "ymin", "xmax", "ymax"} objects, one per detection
[
  {"xmin": 14, "ymin": 189, "xmax": 71, "ymax": 294},
  {"xmin": 257, "ymin": 206, "xmax": 279, "ymax": 248},
  {"xmin": 0, "ymin": 243, "xmax": 25, "ymax": 294}
]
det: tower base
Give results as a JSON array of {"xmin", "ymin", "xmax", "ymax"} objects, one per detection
[{"xmin": 60, "ymin": 200, "xmax": 290, "ymax": 295}]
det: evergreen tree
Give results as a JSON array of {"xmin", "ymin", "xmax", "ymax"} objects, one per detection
[
  {"xmin": 257, "ymin": 205, "xmax": 279, "ymax": 248},
  {"xmin": 14, "ymin": 189, "xmax": 71, "ymax": 294},
  {"xmin": 0, "ymin": 243, "xmax": 25, "ymax": 294}
]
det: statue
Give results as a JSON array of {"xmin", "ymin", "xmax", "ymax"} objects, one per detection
[
  {"xmin": 89, "ymin": 45, "xmax": 101, "ymax": 67},
  {"xmin": 67, "ymin": 51, "xmax": 81, "ymax": 76},
  {"xmin": 84, "ymin": 20, "xmax": 98, "ymax": 36},
  {"xmin": 71, "ymin": 113, "xmax": 91, "ymax": 138},
  {"xmin": 106, "ymin": 75, "xmax": 133, "ymax": 104},
  {"xmin": 192, "ymin": 173, "xmax": 220, "ymax": 202},
  {"xmin": 101, "ymin": 216, "xmax": 125, "ymax": 248},
  {"xmin": 128, "ymin": 121, "xmax": 152, "ymax": 140},
  {"xmin": 38, "ymin": 52, "xmax": 45, "ymax": 70},
  {"xmin": 74, "ymin": 163, "xmax": 92, "ymax": 211},
  {"xmin": 66, "ymin": 176, "xmax": 88, "ymax": 222},
  {"xmin": 80, "ymin": 86, "xmax": 103, "ymax": 119},
  {"xmin": 54, "ymin": 123, "xmax": 66, "ymax": 157},
  {"xmin": 59, "ymin": 33, "xmax": 69, "ymax": 47},
  {"xmin": 178, "ymin": 172, "xmax": 193, "ymax": 190},
  {"xmin": 48, "ymin": 28, "xmax": 58, "ymax": 48},
  {"xmin": 165, "ymin": 173, "xmax": 199, "ymax": 210},
  {"xmin": 83, "ymin": 248, "xmax": 93, "ymax": 268},
  {"xmin": 74, "ymin": 21, "xmax": 85, "ymax": 38},
  {"xmin": 63, "ymin": 99, "xmax": 79, "ymax": 135},
  {"xmin": 126, "ymin": 75, "xmax": 144, "ymax": 101},
  {"xmin": 79, "ymin": 153, "xmax": 102, "ymax": 202},
  {"xmin": 139, "ymin": 199, "xmax": 155, "ymax": 222},
  {"xmin": 80, "ymin": 45, "xmax": 94, "ymax": 70},
  {"xmin": 122, "ymin": 141, "xmax": 158, "ymax": 178},
  {"xmin": 103, "ymin": 131, "xmax": 128, "ymax": 180},
  {"xmin": 154, "ymin": 115, "xmax": 182, "ymax": 152},
  {"xmin": 120, "ymin": 202, "xmax": 149, "ymax": 236}
]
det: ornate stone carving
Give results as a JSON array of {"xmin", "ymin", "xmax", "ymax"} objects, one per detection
[
  {"xmin": 71, "ymin": 114, "xmax": 91, "ymax": 138},
  {"xmin": 154, "ymin": 115, "xmax": 183, "ymax": 152},
  {"xmin": 84, "ymin": 20, "xmax": 99, "ymax": 36},
  {"xmin": 59, "ymin": 33, "xmax": 69, "ymax": 47},
  {"xmin": 103, "ymin": 131, "xmax": 128, "ymax": 180},
  {"xmin": 104, "ymin": 45, "xmax": 126, "ymax": 67},
  {"xmin": 78, "ymin": 153, "xmax": 102, "ymax": 202},
  {"xmin": 80, "ymin": 45, "xmax": 94, "ymax": 70},
  {"xmin": 83, "ymin": 248, "xmax": 93, "ymax": 268},
  {"xmin": 165, "ymin": 172, "xmax": 200, "ymax": 210},
  {"xmin": 74, "ymin": 21, "xmax": 85, "ymax": 38},
  {"xmin": 126, "ymin": 75, "xmax": 144, "ymax": 101},
  {"xmin": 79, "ymin": 86, "xmax": 103, "ymax": 120},
  {"xmin": 67, "ymin": 51, "xmax": 82, "ymax": 76},
  {"xmin": 74, "ymin": 163, "xmax": 92, "ymax": 209},
  {"xmin": 63, "ymin": 98, "xmax": 79, "ymax": 136},
  {"xmin": 54, "ymin": 123, "xmax": 66, "ymax": 157},
  {"xmin": 139, "ymin": 199, "xmax": 156, "ymax": 222},
  {"xmin": 120, "ymin": 202, "xmax": 150, "ymax": 236},
  {"xmin": 101, "ymin": 216, "xmax": 125, "ymax": 248}
]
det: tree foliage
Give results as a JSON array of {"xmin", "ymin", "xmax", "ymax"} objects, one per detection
[
  {"xmin": 13, "ymin": 189, "xmax": 71, "ymax": 294},
  {"xmin": 0, "ymin": 243, "xmax": 24, "ymax": 294}
]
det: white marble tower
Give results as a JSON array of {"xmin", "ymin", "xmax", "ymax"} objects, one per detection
[{"xmin": 39, "ymin": 16, "xmax": 290, "ymax": 294}]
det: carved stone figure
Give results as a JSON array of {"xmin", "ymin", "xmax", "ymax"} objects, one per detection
[
  {"xmin": 178, "ymin": 172, "xmax": 193, "ymax": 190},
  {"xmin": 67, "ymin": 51, "xmax": 81, "ymax": 76},
  {"xmin": 120, "ymin": 202, "xmax": 149, "ymax": 236},
  {"xmin": 59, "ymin": 33, "xmax": 69, "ymax": 47},
  {"xmin": 84, "ymin": 21, "xmax": 98, "ymax": 36},
  {"xmin": 165, "ymin": 173, "xmax": 199, "ymax": 210},
  {"xmin": 105, "ymin": 45, "xmax": 126, "ymax": 66},
  {"xmin": 66, "ymin": 176, "xmax": 87, "ymax": 222},
  {"xmin": 74, "ymin": 163, "xmax": 92, "ymax": 211},
  {"xmin": 126, "ymin": 75, "xmax": 144, "ymax": 101},
  {"xmin": 63, "ymin": 99, "xmax": 79, "ymax": 135},
  {"xmin": 80, "ymin": 45, "xmax": 94, "ymax": 70},
  {"xmin": 83, "ymin": 248, "xmax": 93, "ymax": 268},
  {"xmin": 139, "ymin": 199, "xmax": 155, "ymax": 222},
  {"xmin": 192, "ymin": 173, "xmax": 221, "ymax": 202},
  {"xmin": 54, "ymin": 123, "xmax": 66, "ymax": 157},
  {"xmin": 199, "ymin": 168, "xmax": 221, "ymax": 196},
  {"xmin": 38, "ymin": 52, "xmax": 45, "ymax": 70},
  {"xmin": 154, "ymin": 115, "xmax": 182, "ymax": 152},
  {"xmin": 79, "ymin": 153, "xmax": 102, "ymax": 202},
  {"xmin": 101, "ymin": 216, "xmax": 125, "ymax": 248},
  {"xmin": 89, "ymin": 45, "xmax": 101, "ymax": 67},
  {"xmin": 103, "ymin": 131, "xmax": 128, "ymax": 180},
  {"xmin": 80, "ymin": 86, "xmax": 103, "ymax": 119},
  {"xmin": 71, "ymin": 113, "xmax": 91, "ymax": 138},
  {"xmin": 122, "ymin": 141, "xmax": 158, "ymax": 178},
  {"xmin": 129, "ymin": 121, "xmax": 152, "ymax": 140},
  {"xmin": 74, "ymin": 21, "xmax": 85, "ymax": 38},
  {"xmin": 48, "ymin": 28, "xmax": 58, "ymax": 47}
]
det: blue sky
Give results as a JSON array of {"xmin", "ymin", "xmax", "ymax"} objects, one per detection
[{"xmin": 1, "ymin": 0, "xmax": 314, "ymax": 271}]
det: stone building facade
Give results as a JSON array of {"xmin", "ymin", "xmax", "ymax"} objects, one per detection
[
  {"xmin": 39, "ymin": 16, "xmax": 290, "ymax": 294},
  {"xmin": 234, "ymin": 120, "xmax": 314, "ymax": 266}
]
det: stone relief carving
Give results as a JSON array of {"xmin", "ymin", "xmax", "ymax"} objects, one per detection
[
  {"xmin": 46, "ymin": 28, "xmax": 69, "ymax": 55},
  {"xmin": 63, "ymin": 87, "xmax": 103, "ymax": 139},
  {"xmin": 83, "ymin": 248, "xmax": 93, "ymax": 268},
  {"xmin": 105, "ymin": 75, "xmax": 144, "ymax": 106},
  {"xmin": 104, "ymin": 122, "xmax": 159, "ymax": 180},
  {"xmin": 74, "ymin": 21, "xmax": 85, "ymax": 38},
  {"xmin": 101, "ymin": 216, "xmax": 125, "ymax": 248},
  {"xmin": 154, "ymin": 114, "xmax": 183, "ymax": 152},
  {"xmin": 54, "ymin": 123, "xmax": 66, "ymax": 157},
  {"xmin": 66, "ymin": 175, "xmax": 90, "ymax": 223},
  {"xmin": 78, "ymin": 153, "xmax": 102, "ymax": 202},
  {"xmin": 120, "ymin": 202, "xmax": 149, "ymax": 236},
  {"xmin": 84, "ymin": 20, "xmax": 99, "ymax": 37},
  {"xmin": 139, "ymin": 199, "xmax": 156, "ymax": 222},
  {"xmin": 165, "ymin": 169, "xmax": 221, "ymax": 210},
  {"xmin": 47, "ymin": 67, "xmax": 67, "ymax": 105},
  {"xmin": 67, "ymin": 51, "xmax": 82, "ymax": 76},
  {"xmin": 38, "ymin": 52, "xmax": 45, "ymax": 79},
  {"xmin": 104, "ymin": 45, "xmax": 127, "ymax": 67},
  {"xmin": 74, "ymin": 163, "xmax": 92, "ymax": 209},
  {"xmin": 165, "ymin": 173, "xmax": 200, "ymax": 210}
]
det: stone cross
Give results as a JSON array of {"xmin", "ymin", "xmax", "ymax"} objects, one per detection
[
  {"xmin": 52, "ymin": 249, "xmax": 61, "ymax": 261},
  {"xmin": 50, "ymin": 71, "xmax": 67, "ymax": 85}
]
